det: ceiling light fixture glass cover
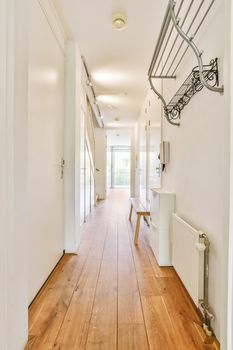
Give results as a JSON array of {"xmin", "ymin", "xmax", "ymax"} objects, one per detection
[{"xmin": 112, "ymin": 13, "xmax": 127, "ymax": 30}]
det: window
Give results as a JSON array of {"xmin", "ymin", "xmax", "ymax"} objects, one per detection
[{"xmin": 107, "ymin": 146, "xmax": 131, "ymax": 189}]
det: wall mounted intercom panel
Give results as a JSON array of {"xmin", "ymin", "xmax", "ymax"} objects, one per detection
[{"xmin": 160, "ymin": 141, "xmax": 170, "ymax": 165}]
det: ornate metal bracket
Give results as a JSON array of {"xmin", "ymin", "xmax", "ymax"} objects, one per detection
[
  {"xmin": 165, "ymin": 59, "xmax": 220, "ymax": 123},
  {"xmin": 148, "ymin": 0, "xmax": 224, "ymax": 127}
]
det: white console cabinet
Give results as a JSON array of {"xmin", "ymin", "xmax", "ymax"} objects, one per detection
[{"xmin": 150, "ymin": 189, "xmax": 175, "ymax": 266}]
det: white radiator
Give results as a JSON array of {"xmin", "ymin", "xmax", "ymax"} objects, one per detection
[{"xmin": 171, "ymin": 213, "xmax": 205, "ymax": 306}]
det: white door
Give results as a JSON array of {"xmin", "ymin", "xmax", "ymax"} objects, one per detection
[
  {"xmin": 148, "ymin": 91, "xmax": 162, "ymax": 192},
  {"xmin": 139, "ymin": 113, "xmax": 148, "ymax": 207},
  {"xmin": 149, "ymin": 122, "xmax": 161, "ymax": 189},
  {"xmin": 80, "ymin": 110, "xmax": 85, "ymax": 225},
  {"xmin": 85, "ymin": 143, "xmax": 91, "ymax": 219},
  {"xmin": 28, "ymin": 0, "xmax": 65, "ymax": 303}
]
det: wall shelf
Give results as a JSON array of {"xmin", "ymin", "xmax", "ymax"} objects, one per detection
[
  {"xmin": 165, "ymin": 58, "xmax": 220, "ymax": 124},
  {"xmin": 148, "ymin": 0, "xmax": 224, "ymax": 127}
]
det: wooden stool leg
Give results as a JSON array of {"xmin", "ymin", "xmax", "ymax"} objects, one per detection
[
  {"xmin": 129, "ymin": 204, "xmax": 133, "ymax": 221},
  {"xmin": 134, "ymin": 214, "xmax": 141, "ymax": 245}
]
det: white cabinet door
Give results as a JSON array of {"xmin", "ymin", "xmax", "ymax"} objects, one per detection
[
  {"xmin": 150, "ymin": 189, "xmax": 160, "ymax": 226},
  {"xmin": 80, "ymin": 110, "xmax": 85, "ymax": 225},
  {"xmin": 139, "ymin": 114, "xmax": 148, "ymax": 207},
  {"xmin": 28, "ymin": 0, "xmax": 65, "ymax": 303},
  {"xmin": 149, "ymin": 122, "xmax": 161, "ymax": 190},
  {"xmin": 150, "ymin": 190, "xmax": 175, "ymax": 266},
  {"xmin": 85, "ymin": 144, "xmax": 91, "ymax": 219}
]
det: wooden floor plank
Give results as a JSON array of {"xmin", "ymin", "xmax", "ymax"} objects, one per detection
[
  {"xmin": 141, "ymin": 295, "xmax": 179, "ymax": 350},
  {"xmin": 29, "ymin": 243, "xmax": 90, "ymax": 323},
  {"xmin": 118, "ymin": 324, "xmax": 149, "ymax": 350},
  {"xmin": 125, "ymin": 197, "xmax": 219, "ymax": 350},
  {"xmin": 27, "ymin": 197, "xmax": 110, "ymax": 350},
  {"xmin": 85, "ymin": 204, "xmax": 118, "ymax": 350},
  {"xmin": 161, "ymin": 277, "xmax": 217, "ymax": 350},
  {"xmin": 118, "ymin": 253, "xmax": 145, "ymax": 325},
  {"xmin": 85, "ymin": 260, "xmax": 118, "ymax": 350},
  {"xmin": 53, "ymin": 258, "xmax": 102, "ymax": 350},
  {"xmin": 117, "ymin": 208, "xmax": 150, "ymax": 349},
  {"xmin": 117, "ymin": 213, "xmax": 145, "ymax": 325},
  {"xmin": 25, "ymin": 190, "xmax": 220, "ymax": 350},
  {"xmin": 27, "ymin": 246, "xmax": 100, "ymax": 349}
]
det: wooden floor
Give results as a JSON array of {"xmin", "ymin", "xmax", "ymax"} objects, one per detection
[{"xmin": 25, "ymin": 190, "xmax": 219, "ymax": 350}]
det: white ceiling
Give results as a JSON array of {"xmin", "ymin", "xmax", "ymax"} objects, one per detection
[{"xmin": 54, "ymin": 0, "xmax": 167, "ymax": 127}]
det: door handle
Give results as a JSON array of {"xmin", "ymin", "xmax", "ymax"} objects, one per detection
[{"xmin": 61, "ymin": 158, "xmax": 65, "ymax": 179}]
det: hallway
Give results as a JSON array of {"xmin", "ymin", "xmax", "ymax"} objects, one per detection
[{"xmin": 26, "ymin": 191, "xmax": 219, "ymax": 350}]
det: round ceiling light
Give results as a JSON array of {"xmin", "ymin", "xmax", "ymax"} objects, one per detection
[{"xmin": 112, "ymin": 13, "xmax": 127, "ymax": 31}]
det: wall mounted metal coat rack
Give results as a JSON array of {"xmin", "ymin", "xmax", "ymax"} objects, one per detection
[{"xmin": 148, "ymin": 0, "xmax": 224, "ymax": 127}]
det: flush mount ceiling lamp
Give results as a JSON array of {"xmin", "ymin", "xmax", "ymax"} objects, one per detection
[{"xmin": 112, "ymin": 12, "xmax": 127, "ymax": 31}]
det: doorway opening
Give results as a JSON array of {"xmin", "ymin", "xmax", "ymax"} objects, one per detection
[
  {"xmin": 107, "ymin": 146, "xmax": 131, "ymax": 188},
  {"xmin": 106, "ymin": 130, "xmax": 132, "ymax": 190}
]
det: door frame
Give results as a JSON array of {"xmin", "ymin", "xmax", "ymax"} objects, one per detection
[
  {"xmin": 227, "ymin": 0, "xmax": 233, "ymax": 349},
  {"xmin": 109, "ymin": 146, "xmax": 131, "ymax": 189},
  {"xmin": 228, "ymin": 0, "xmax": 233, "ymax": 343},
  {"xmin": 1, "ymin": 2, "xmax": 10, "ymax": 347},
  {"xmin": 0, "ymin": 0, "xmax": 29, "ymax": 347}
]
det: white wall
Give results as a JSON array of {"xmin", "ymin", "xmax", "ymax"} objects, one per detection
[
  {"xmin": 131, "ymin": 129, "xmax": 137, "ymax": 197},
  {"xmin": 64, "ymin": 41, "xmax": 76, "ymax": 252},
  {"xmin": 138, "ymin": 108, "xmax": 148, "ymax": 206},
  {"xmin": 65, "ymin": 41, "xmax": 98, "ymax": 234},
  {"xmin": 136, "ymin": 87, "xmax": 162, "ymax": 204},
  {"xmin": 149, "ymin": 126, "xmax": 161, "ymax": 189},
  {"xmin": 64, "ymin": 41, "xmax": 84, "ymax": 252},
  {"xmin": 134, "ymin": 124, "xmax": 140, "ymax": 198},
  {"xmin": 0, "ymin": 3, "xmax": 8, "ymax": 346},
  {"xmin": 136, "ymin": 1, "xmax": 231, "ymax": 346},
  {"xmin": 147, "ymin": 89, "xmax": 162, "ymax": 190},
  {"xmin": 28, "ymin": 0, "xmax": 65, "ymax": 303},
  {"xmin": 95, "ymin": 128, "xmax": 107, "ymax": 200},
  {"xmin": 161, "ymin": 0, "xmax": 229, "ymax": 345},
  {"xmin": 0, "ymin": 0, "xmax": 29, "ymax": 348}
]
